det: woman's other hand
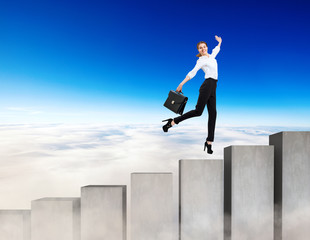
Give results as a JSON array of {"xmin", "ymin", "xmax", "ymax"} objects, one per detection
[
  {"xmin": 177, "ymin": 75, "xmax": 190, "ymax": 92},
  {"xmin": 176, "ymin": 84, "xmax": 183, "ymax": 93}
]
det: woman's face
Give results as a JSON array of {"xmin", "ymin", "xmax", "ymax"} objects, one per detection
[{"xmin": 198, "ymin": 43, "xmax": 208, "ymax": 56}]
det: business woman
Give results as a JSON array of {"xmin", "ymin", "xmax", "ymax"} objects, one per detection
[{"xmin": 162, "ymin": 36, "xmax": 222, "ymax": 154}]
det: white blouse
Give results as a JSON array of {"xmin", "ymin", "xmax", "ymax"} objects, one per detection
[{"xmin": 187, "ymin": 46, "xmax": 220, "ymax": 80}]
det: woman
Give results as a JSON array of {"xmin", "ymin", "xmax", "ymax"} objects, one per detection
[{"xmin": 162, "ymin": 36, "xmax": 222, "ymax": 154}]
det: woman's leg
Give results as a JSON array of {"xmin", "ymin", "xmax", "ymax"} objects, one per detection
[
  {"xmin": 206, "ymin": 81, "xmax": 217, "ymax": 142},
  {"xmin": 174, "ymin": 81, "xmax": 212, "ymax": 124}
]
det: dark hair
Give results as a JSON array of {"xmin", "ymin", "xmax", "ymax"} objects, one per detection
[{"xmin": 196, "ymin": 41, "xmax": 208, "ymax": 57}]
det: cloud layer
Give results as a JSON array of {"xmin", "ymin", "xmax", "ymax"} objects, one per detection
[{"xmin": 0, "ymin": 123, "xmax": 308, "ymax": 209}]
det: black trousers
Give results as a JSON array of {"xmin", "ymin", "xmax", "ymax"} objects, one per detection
[{"xmin": 174, "ymin": 78, "xmax": 217, "ymax": 142}]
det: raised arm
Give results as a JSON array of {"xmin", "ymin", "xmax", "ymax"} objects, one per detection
[
  {"xmin": 215, "ymin": 35, "xmax": 222, "ymax": 47},
  {"xmin": 210, "ymin": 35, "xmax": 222, "ymax": 58}
]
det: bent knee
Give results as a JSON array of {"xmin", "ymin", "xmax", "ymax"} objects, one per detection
[{"xmin": 195, "ymin": 110, "xmax": 203, "ymax": 116}]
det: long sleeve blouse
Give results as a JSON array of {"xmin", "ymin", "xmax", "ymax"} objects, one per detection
[{"xmin": 187, "ymin": 46, "xmax": 220, "ymax": 80}]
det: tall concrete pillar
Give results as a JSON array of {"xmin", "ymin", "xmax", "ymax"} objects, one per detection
[
  {"xmin": 270, "ymin": 131, "xmax": 310, "ymax": 240},
  {"xmin": 81, "ymin": 185, "xmax": 126, "ymax": 240},
  {"xmin": 131, "ymin": 173, "xmax": 174, "ymax": 240},
  {"xmin": 224, "ymin": 146, "xmax": 274, "ymax": 240},
  {"xmin": 0, "ymin": 210, "xmax": 30, "ymax": 240},
  {"xmin": 179, "ymin": 160, "xmax": 223, "ymax": 240},
  {"xmin": 31, "ymin": 198, "xmax": 80, "ymax": 240}
]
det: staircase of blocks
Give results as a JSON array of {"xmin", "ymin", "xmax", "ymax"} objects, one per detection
[{"xmin": 1, "ymin": 131, "xmax": 310, "ymax": 240}]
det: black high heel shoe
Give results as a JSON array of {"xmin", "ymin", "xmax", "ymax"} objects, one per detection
[
  {"xmin": 204, "ymin": 141, "xmax": 213, "ymax": 154},
  {"xmin": 162, "ymin": 118, "xmax": 173, "ymax": 132}
]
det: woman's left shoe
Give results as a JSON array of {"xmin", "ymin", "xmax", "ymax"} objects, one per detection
[
  {"xmin": 162, "ymin": 118, "xmax": 173, "ymax": 132},
  {"xmin": 204, "ymin": 141, "xmax": 213, "ymax": 154}
]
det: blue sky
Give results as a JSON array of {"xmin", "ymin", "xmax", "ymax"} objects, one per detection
[{"xmin": 1, "ymin": 0, "xmax": 310, "ymax": 125}]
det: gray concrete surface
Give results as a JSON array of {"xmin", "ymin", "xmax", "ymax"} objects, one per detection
[
  {"xmin": 131, "ymin": 173, "xmax": 174, "ymax": 240},
  {"xmin": 0, "ymin": 210, "xmax": 30, "ymax": 240},
  {"xmin": 179, "ymin": 159, "xmax": 223, "ymax": 240},
  {"xmin": 270, "ymin": 131, "xmax": 310, "ymax": 240},
  {"xmin": 31, "ymin": 198, "xmax": 80, "ymax": 240},
  {"xmin": 81, "ymin": 185, "xmax": 126, "ymax": 240},
  {"xmin": 224, "ymin": 146, "xmax": 274, "ymax": 240}
]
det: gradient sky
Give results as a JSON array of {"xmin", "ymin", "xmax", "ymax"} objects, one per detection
[{"xmin": 1, "ymin": 0, "xmax": 310, "ymax": 126}]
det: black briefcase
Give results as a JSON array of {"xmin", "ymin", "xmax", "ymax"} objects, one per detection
[{"xmin": 163, "ymin": 90, "xmax": 188, "ymax": 115}]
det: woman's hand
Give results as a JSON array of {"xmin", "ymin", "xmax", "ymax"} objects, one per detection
[
  {"xmin": 177, "ymin": 76, "xmax": 190, "ymax": 92},
  {"xmin": 215, "ymin": 35, "xmax": 222, "ymax": 43},
  {"xmin": 176, "ymin": 84, "xmax": 183, "ymax": 93}
]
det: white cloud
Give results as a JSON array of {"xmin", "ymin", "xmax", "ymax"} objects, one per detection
[
  {"xmin": 6, "ymin": 107, "xmax": 43, "ymax": 115},
  {"xmin": 0, "ymin": 123, "xmax": 308, "ymax": 209}
]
